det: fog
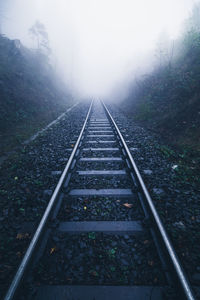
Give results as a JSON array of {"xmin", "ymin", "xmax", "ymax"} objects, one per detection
[{"xmin": 0, "ymin": 0, "xmax": 197, "ymax": 99}]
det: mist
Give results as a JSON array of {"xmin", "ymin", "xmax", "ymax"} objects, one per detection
[{"xmin": 0, "ymin": 0, "xmax": 197, "ymax": 99}]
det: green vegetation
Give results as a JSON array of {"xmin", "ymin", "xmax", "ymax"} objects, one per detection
[
  {"xmin": 159, "ymin": 145, "xmax": 176, "ymax": 159},
  {"xmin": 0, "ymin": 34, "xmax": 71, "ymax": 155},
  {"xmin": 88, "ymin": 232, "xmax": 96, "ymax": 240}
]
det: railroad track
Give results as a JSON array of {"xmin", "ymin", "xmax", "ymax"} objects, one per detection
[{"xmin": 4, "ymin": 100, "xmax": 195, "ymax": 300}]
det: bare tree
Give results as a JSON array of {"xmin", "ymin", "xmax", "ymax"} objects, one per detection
[
  {"xmin": 29, "ymin": 20, "xmax": 51, "ymax": 56},
  {"xmin": 155, "ymin": 31, "xmax": 174, "ymax": 68}
]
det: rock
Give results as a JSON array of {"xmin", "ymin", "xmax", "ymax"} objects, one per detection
[
  {"xmin": 165, "ymin": 202, "xmax": 172, "ymax": 208},
  {"xmin": 174, "ymin": 189, "xmax": 180, "ymax": 193},
  {"xmin": 153, "ymin": 188, "xmax": 164, "ymax": 195},
  {"xmin": 52, "ymin": 236, "xmax": 60, "ymax": 242},
  {"xmin": 173, "ymin": 221, "xmax": 185, "ymax": 230},
  {"xmin": 88, "ymin": 249, "xmax": 93, "ymax": 256},
  {"xmin": 121, "ymin": 258, "xmax": 129, "ymax": 266},
  {"xmin": 80, "ymin": 242, "xmax": 86, "ymax": 248},
  {"xmin": 66, "ymin": 253, "xmax": 72, "ymax": 260},
  {"xmin": 172, "ymin": 165, "xmax": 178, "ymax": 170},
  {"xmin": 43, "ymin": 190, "xmax": 52, "ymax": 197},
  {"xmin": 96, "ymin": 265, "xmax": 100, "ymax": 271},
  {"xmin": 143, "ymin": 170, "xmax": 153, "ymax": 175},
  {"xmin": 111, "ymin": 241, "xmax": 117, "ymax": 247}
]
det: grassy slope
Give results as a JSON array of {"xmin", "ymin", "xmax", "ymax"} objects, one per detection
[
  {"xmin": 124, "ymin": 49, "xmax": 200, "ymax": 152},
  {"xmin": 122, "ymin": 40, "xmax": 200, "ymax": 189},
  {"xmin": 0, "ymin": 35, "xmax": 71, "ymax": 155}
]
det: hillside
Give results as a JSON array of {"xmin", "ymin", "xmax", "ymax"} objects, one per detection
[
  {"xmin": 121, "ymin": 20, "xmax": 200, "ymax": 191},
  {"xmin": 0, "ymin": 35, "xmax": 71, "ymax": 155},
  {"xmin": 124, "ymin": 34, "xmax": 200, "ymax": 152}
]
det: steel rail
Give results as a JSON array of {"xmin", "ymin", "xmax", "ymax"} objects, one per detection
[
  {"xmin": 102, "ymin": 101, "xmax": 195, "ymax": 300},
  {"xmin": 4, "ymin": 100, "xmax": 93, "ymax": 300}
]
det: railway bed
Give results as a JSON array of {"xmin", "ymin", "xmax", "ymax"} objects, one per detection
[{"xmin": 4, "ymin": 100, "xmax": 196, "ymax": 300}]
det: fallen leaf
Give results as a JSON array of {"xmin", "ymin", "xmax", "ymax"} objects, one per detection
[
  {"xmin": 50, "ymin": 247, "xmax": 56, "ymax": 254},
  {"xmin": 89, "ymin": 270, "xmax": 98, "ymax": 277},
  {"xmin": 16, "ymin": 252, "xmax": 21, "ymax": 258},
  {"xmin": 16, "ymin": 233, "xmax": 29, "ymax": 240},
  {"xmin": 123, "ymin": 203, "xmax": 133, "ymax": 208},
  {"xmin": 66, "ymin": 278, "xmax": 72, "ymax": 282},
  {"xmin": 16, "ymin": 233, "xmax": 23, "ymax": 240},
  {"xmin": 148, "ymin": 260, "xmax": 154, "ymax": 266},
  {"xmin": 143, "ymin": 240, "xmax": 149, "ymax": 245}
]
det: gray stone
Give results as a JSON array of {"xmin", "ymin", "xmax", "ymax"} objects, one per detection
[
  {"xmin": 153, "ymin": 188, "xmax": 164, "ymax": 195},
  {"xmin": 124, "ymin": 235, "xmax": 129, "ymax": 240},
  {"xmin": 143, "ymin": 170, "xmax": 153, "ymax": 175},
  {"xmin": 121, "ymin": 259, "xmax": 129, "ymax": 266},
  {"xmin": 173, "ymin": 221, "xmax": 185, "ymax": 229}
]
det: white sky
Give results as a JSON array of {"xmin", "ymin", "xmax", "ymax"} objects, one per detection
[{"xmin": 1, "ymin": 0, "xmax": 197, "ymax": 98}]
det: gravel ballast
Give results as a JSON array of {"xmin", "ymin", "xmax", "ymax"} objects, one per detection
[
  {"xmin": 26, "ymin": 101, "xmax": 167, "ymax": 298},
  {"xmin": 58, "ymin": 196, "xmax": 143, "ymax": 221},
  {"xmin": 1, "ymin": 100, "xmax": 199, "ymax": 299},
  {"xmin": 34, "ymin": 232, "xmax": 165, "ymax": 286},
  {"xmin": 0, "ymin": 101, "xmax": 90, "ymax": 297},
  {"xmin": 108, "ymin": 103, "xmax": 200, "ymax": 293}
]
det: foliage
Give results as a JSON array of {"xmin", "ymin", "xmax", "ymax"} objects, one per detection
[
  {"xmin": 135, "ymin": 101, "xmax": 154, "ymax": 121},
  {"xmin": 159, "ymin": 145, "xmax": 175, "ymax": 159},
  {"xmin": 0, "ymin": 34, "xmax": 71, "ymax": 154},
  {"xmin": 124, "ymin": 2, "xmax": 200, "ymax": 150}
]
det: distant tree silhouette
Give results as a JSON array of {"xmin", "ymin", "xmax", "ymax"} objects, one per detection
[
  {"xmin": 29, "ymin": 20, "xmax": 51, "ymax": 56},
  {"xmin": 155, "ymin": 31, "xmax": 174, "ymax": 68}
]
